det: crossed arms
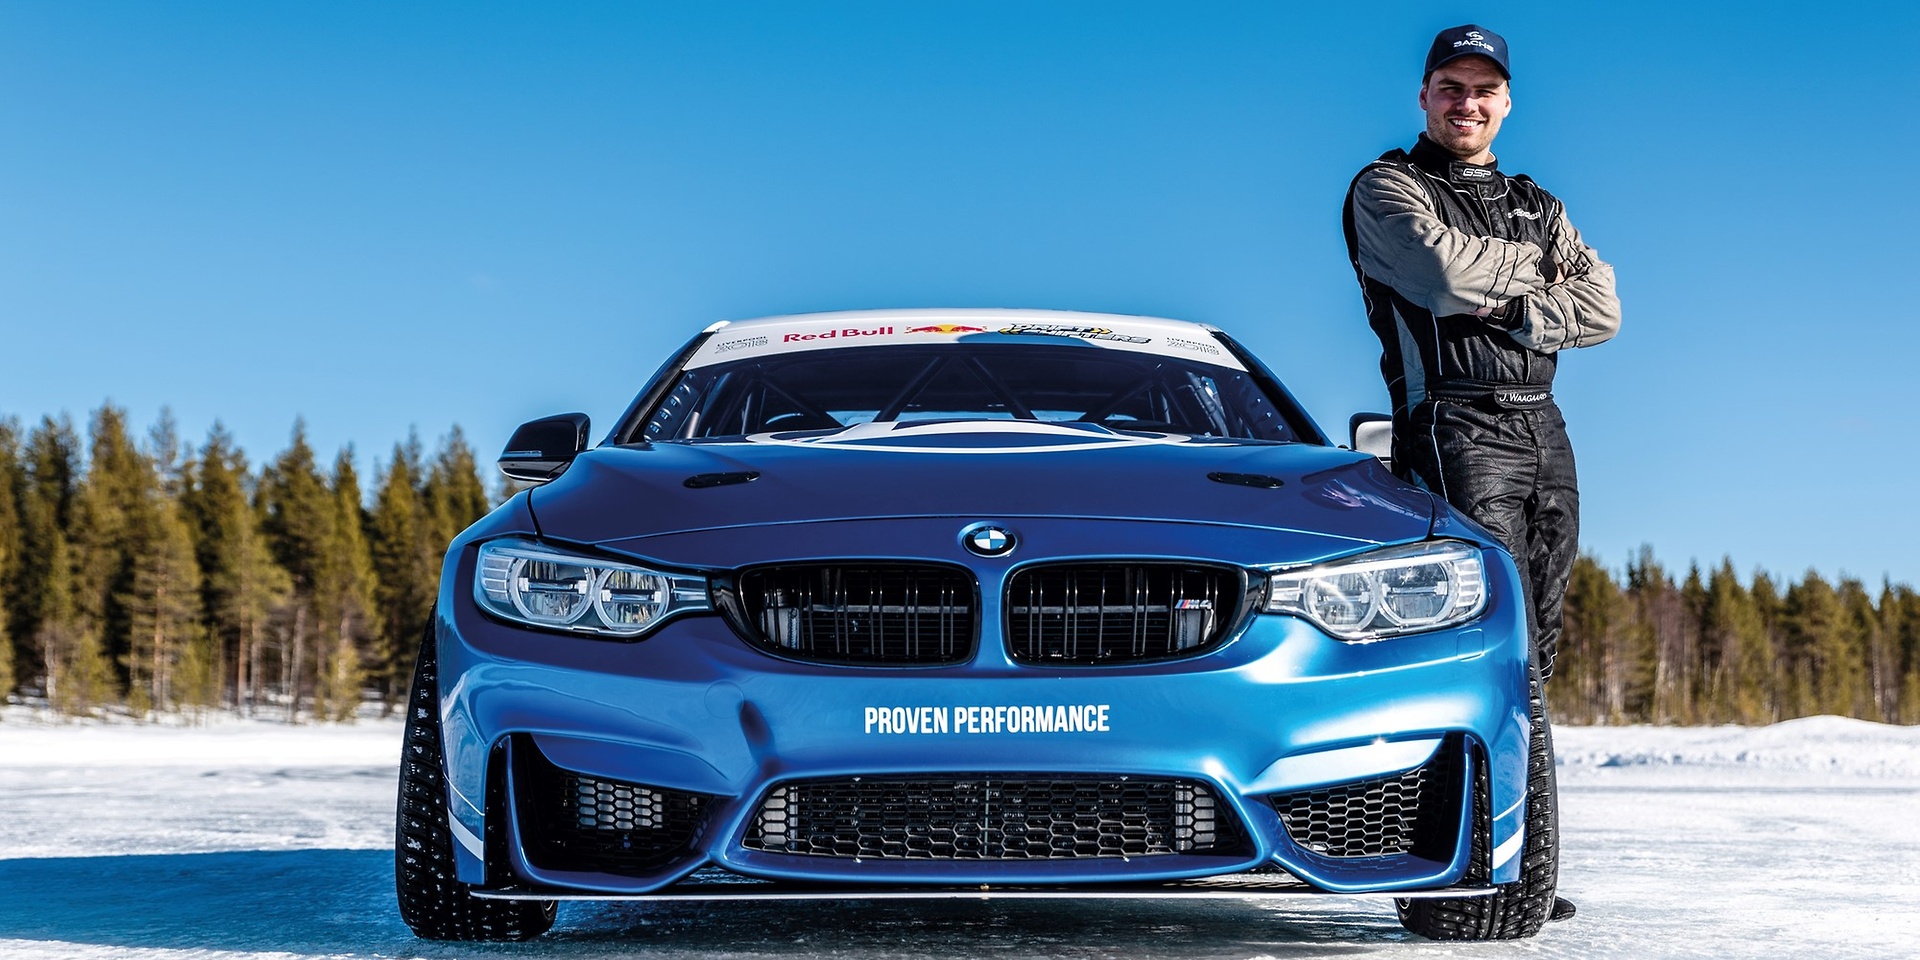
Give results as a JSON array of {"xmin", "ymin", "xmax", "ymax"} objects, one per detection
[{"xmin": 1349, "ymin": 165, "xmax": 1621, "ymax": 353}]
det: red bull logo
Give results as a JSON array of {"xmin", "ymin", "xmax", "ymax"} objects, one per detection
[
  {"xmin": 906, "ymin": 324, "xmax": 986, "ymax": 335},
  {"xmin": 783, "ymin": 325, "xmax": 894, "ymax": 343}
]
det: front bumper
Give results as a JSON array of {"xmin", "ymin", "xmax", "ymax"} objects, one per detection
[{"xmin": 431, "ymin": 531, "xmax": 1532, "ymax": 897}]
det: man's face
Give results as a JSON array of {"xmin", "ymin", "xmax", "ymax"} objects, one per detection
[{"xmin": 1420, "ymin": 57, "xmax": 1510, "ymax": 161}]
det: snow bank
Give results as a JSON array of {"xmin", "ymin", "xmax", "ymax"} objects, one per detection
[{"xmin": 1557, "ymin": 715, "xmax": 1920, "ymax": 780}]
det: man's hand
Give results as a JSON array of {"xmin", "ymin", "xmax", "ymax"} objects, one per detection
[
  {"xmin": 1474, "ymin": 298, "xmax": 1527, "ymax": 331},
  {"xmin": 1535, "ymin": 240, "xmax": 1564, "ymax": 284}
]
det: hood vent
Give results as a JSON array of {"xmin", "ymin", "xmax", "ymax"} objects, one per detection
[
  {"xmin": 684, "ymin": 470, "xmax": 761, "ymax": 489},
  {"xmin": 1208, "ymin": 471, "xmax": 1284, "ymax": 489}
]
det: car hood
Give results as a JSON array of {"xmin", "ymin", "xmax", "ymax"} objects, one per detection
[{"xmin": 527, "ymin": 422, "xmax": 1434, "ymax": 549}]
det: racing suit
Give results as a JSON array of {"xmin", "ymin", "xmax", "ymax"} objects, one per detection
[{"xmin": 1342, "ymin": 134, "xmax": 1620, "ymax": 678}]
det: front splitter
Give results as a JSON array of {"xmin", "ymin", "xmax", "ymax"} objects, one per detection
[{"xmin": 471, "ymin": 866, "xmax": 1496, "ymax": 902}]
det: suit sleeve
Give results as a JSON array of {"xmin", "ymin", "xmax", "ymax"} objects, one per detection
[
  {"xmin": 1349, "ymin": 165, "xmax": 1546, "ymax": 318},
  {"xmin": 1507, "ymin": 204, "xmax": 1621, "ymax": 353}
]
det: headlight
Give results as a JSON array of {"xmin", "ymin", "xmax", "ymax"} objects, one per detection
[
  {"xmin": 473, "ymin": 538, "xmax": 709, "ymax": 638},
  {"xmin": 1266, "ymin": 540, "xmax": 1487, "ymax": 641}
]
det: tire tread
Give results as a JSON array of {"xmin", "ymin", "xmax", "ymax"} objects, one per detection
[
  {"xmin": 394, "ymin": 622, "xmax": 557, "ymax": 941},
  {"xmin": 1397, "ymin": 672, "xmax": 1559, "ymax": 940}
]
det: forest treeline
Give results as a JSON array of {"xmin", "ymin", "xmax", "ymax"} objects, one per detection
[
  {"xmin": 0, "ymin": 407, "xmax": 503, "ymax": 721},
  {"xmin": 1, "ymin": 406, "xmax": 1917, "ymax": 725},
  {"xmin": 1555, "ymin": 549, "xmax": 1920, "ymax": 725}
]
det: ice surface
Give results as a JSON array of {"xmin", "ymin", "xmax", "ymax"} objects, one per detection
[{"xmin": 1, "ymin": 709, "xmax": 1915, "ymax": 958}]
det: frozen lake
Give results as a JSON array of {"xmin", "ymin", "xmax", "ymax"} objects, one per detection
[{"xmin": 2, "ymin": 711, "xmax": 1915, "ymax": 959}]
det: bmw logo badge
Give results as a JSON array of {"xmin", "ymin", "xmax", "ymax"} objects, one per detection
[{"xmin": 961, "ymin": 523, "xmax": 1016, "ymax": 558}]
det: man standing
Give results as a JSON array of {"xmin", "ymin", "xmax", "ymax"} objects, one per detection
[
  {"xmin": 1344, "ymin": 26, "xmax": 1616, "ymax": 930},
  {"xmin": 1343, "ymin": 24, "xmax": 1619, "ymax": 686}
]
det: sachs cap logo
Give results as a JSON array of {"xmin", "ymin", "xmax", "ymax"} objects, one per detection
[{"xmin": 961, "ymin": 523, "xmax": 1016, "ymax": 557}]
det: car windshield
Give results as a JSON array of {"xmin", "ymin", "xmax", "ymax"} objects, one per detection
[{"xmin": 639, "ymin": 344, "xmax": 1299, "ymax": 442}]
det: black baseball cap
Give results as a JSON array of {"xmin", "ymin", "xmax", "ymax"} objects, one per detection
[{"xmin": 1424, "ymin": 24, "xmax": 1510, "ymax": 79}]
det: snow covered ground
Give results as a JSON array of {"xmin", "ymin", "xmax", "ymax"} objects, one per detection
[{"xmin": 1, "ymin": 709, "xmax": 1915, "ymax": 959}]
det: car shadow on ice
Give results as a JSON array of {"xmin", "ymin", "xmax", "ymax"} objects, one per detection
[{"xmin": 0, "ymin": 849, "xmax": 1414, "ymax": 958}]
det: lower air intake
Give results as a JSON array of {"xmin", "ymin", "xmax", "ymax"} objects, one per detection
[
  {"xmin": 742, "ymin": 776, "xmax": 1246, "ymax": 860},
  {"xmin": 1270, "ymin": 738, "xmax": 1465, "ymax": 859},
  {"xmin": 517, "ymin": 740, "xmax": 710, "ymax": 875}
]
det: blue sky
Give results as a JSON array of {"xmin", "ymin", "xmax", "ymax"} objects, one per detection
[{"xmin": 3, "ymin": 2, "xmax": 1917, "ymax": 586}]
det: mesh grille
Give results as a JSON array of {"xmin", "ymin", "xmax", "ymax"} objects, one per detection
[
  {"xmin": 735, "ymin": 564, "xmax": 976, "ymax": 664},
  {"xmin": 1006, "ymin": 564, "xmax": 1240, "ymax": 663},
  {"xmin": 518, "ymin": 741, "xmax": 709, "ymax": 875},
  {"xmin": 741, "ymin": 776, "xmax": 1246, "ymax": 860},
  {"xmin": 572, "ymin": 778, "xmax": 676, "ymax": 831},
  {"xmin": 1270, "ymin": 741, "xmax": 1463, "ymax": 859}
]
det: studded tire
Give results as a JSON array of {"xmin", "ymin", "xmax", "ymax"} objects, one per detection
[
  {"xmin": 395, "ymin": 620, "xmax": 557, "ymax": 941},
  {"xmin": 1396, "ymin": 669, "xmax": 1559, "ymax": 940}
]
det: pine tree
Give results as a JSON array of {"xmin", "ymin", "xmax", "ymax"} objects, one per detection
[
  {"xmin": 1672, "ymin": 563, "xmax": 1708, "ymax": 723},
  {"xmin": 22, "ymin": 416, "xmax": 80, "ymax": 531},
  {"xmin": 73, "ymin": 404, "xmax": 159, "ymax": 702},
  {"xmin": 37, "ymin": 533, "xmax": 112, "ymax": 714},
  {"xmin": 423, "ymin": 426, "xmax": 489, "ymax": 562},
  {"xmin": 148, "ymin": 407, "xmax": 189, "ymax": 499},
  {"xmin": 184, "ymin": 424, "xmax": 291, "ymax": 713},
  {"xmin": 182, "ymin": 424, "xmax": 242, "ymax": 703},
  {"xmin": 16, "ymin": 415, "xmax": 82, "ymax": 693},
  {"xmin": 1556, "ymin": 553, "xmax": 1621, "ymax": 722},
  {"xmin": 1751, "ymin": 569, "xmax": 1784, "ymax": 648},
  {"xmin": 1781, "ymin": 572, "xmax": 1844, "ymax": 718},
  {"xmin": 312, "ymin": 449, "xmax": 375, "ymax": 722},
  {"xmin": 118, "ymin": 498, "xmax": 203, "ymax": 714},
  {"xmin": 1872, "ymin": 582, "xmax": 1903, "ymax": 722},
  {"xmin": 1622, "ymin": 547, "xmax": 1671, "ymax": 722},
  {"xmin": 260, "ymin": 419, "xmax": 333, "ymax": 719},
  {"xmin": 1708, "ymin": 560, "xmax": 1775, "ymax": 724},
  {"xmin": 369, "ymin": 443, "xmax": 435, "ymax": 711},
  {"xmin": 229, "ymin": 506, "xmax": 291, "ymax": 716},
  {"xmin": 261, "ymin": 420, "xmax": 331, "ymax": 589},
  {"xmin": 1831, "ymin": 579, "xmax": 1876, "ymax": 718},
  {"xmin": 0, "ymin": 416, "xmax": 23, "ymax": 701},
  {"xmin": 1889, "ymin": 585, "xmax": 1920, "ymax": 724}
]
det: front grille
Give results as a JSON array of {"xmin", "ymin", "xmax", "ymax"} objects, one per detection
[
  {"xmin": 517, "ymin": 741, "xmax": 710, "ymax": 875},
  {"xmin": 741, "ymin": 775, "xmax": 1247, "ymax": 860},
  {"xmin": 1270, "ymin": 738, "xmax": 1465, "ymax": 859},
  {"xmin": 1006, "ymin": 564, "xmax": 1241, "ymax": 664},
  {"xmin": 734, "ymin": 564, "xmax": 976, "ymax": 665}
]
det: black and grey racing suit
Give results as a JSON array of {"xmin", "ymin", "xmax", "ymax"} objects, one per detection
[{"xmin": 1342, "ymin": 134, "xmax": 1620, "ymax": 678}]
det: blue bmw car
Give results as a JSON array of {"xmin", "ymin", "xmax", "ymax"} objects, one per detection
[{"xmin": 395, "ymin": 309, "xmax": 1560, "ymax": 942}]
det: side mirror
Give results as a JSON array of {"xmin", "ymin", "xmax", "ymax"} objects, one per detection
[
  {"xmin": 498, "ymin": 413, "xmax": 591, "ymax": 483},
  {"xmin": 1348, "ymin": 413, "xmax": 1393, "ymax": 471}
]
